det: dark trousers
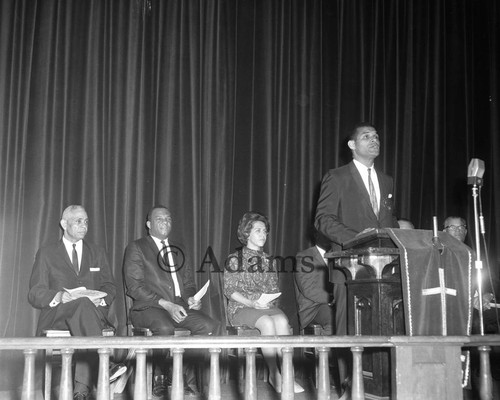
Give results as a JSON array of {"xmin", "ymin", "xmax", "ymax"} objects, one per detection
[
  {"xmin": 38, "ymin": 297, "xmax": 113, "ymax": 391},
  {"xmin": 130, "ymin": 298, "xmax": 220, "ymax": 387},
  {"xmin": 306, "ymin": 303, "xmax": 335, "ymax": 336},
  {"xmin": 130, "ymin": 300, "xmax": 219, "ymax": 336}
]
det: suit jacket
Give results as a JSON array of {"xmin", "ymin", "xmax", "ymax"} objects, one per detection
[
  {"xmin": 28, "ymin": 240, "xmax": 117, "ymax": 334},
  {"xmin": 294, "ymin": 246, "xmax": 333, "ymax": 329},
  {"xmin": 315, "ymin": 161, "xmax": 398, "ymax": 282},
  {"xmin": 123, "ymin": 235, "xmax": 197, "ymax": 311}
]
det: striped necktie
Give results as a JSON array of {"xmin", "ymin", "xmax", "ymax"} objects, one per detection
[{"xmin": 368, "ymin": 168, "xmax": 379, "ymax": 218}]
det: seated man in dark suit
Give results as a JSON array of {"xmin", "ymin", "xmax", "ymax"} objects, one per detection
[
  {"xmin": 123, "ymin": 205, "xmax": 220, "ymax": 397},
  {"xmin": 443, "ymin": 216, "xmax": 497, "ymax": 332},
  {"xmin": 28, "ymin": 205, "xmax": 126, "ymax": 400},
  {"xmin": 294, "ymin": 231, "xmax": 334, "ymax": 335}
]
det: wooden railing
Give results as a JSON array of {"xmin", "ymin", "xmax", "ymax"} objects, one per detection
[{"xmin": 0, "ymin": 334, "xmax": 499, "ymax": 400}]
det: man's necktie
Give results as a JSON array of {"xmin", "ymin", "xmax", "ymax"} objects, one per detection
[
  {"xmin": 368, "ymin": 168, "xmax": 379, "ymax": 218},
  {"xmin": 160, "ymin": 240, "xmax": 181, "ymax": 296},
  {"xmin": 72, "ymin": 243, "xmax": 79, "ymax": 273},
  {"xmin": 160, "ymin": 240, "xmax": 169, "ymax": 266}
]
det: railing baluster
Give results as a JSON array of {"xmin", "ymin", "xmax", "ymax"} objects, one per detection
[
  {"xmin": 208, "ymin": 348, "xmax": 222, "ymax": 400},
  {"xmin": 96, "ymin": 348, "xmax": 111, "ymax": 400},
  {"xmin": 281, "ymin": 347, "xmax": 294, "ymax": 400},
  {"xmin": 245, "ymin": 347, "xmax": 257, "ymax": 400},
  {"xmin": 478, "ymin": 345, "xmax": 493, "ymax": 400},
  {"xmin": 317, "ymin": 346, "xmax": 330, "ymax": 400},
  {"xmin": 171, "ymin": 348, "xmax": 184, "ymax": 400},
  {"xmin": 21, "ymin": 348, "xmax": 36, "ymax": 400},
  {"xmin": 2, "ymin": 334, "xmax": 498, "ymax": 399},
  {"xmin": 59, "ymin": 348, "xmax": 74, "ymax": 400},
  {"xmin": 44, "ymin": 348, "xmax": 53, "ymax": 400},
  {"xmin": 351, "ymin": 346, "xmax": 364, "ymax": 400},
  {"xmin": 134, "ymin": 348, "xmax": 148, "ymax": 400}
]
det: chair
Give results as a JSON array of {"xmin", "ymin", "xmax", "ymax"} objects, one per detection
[
  {"xmin": 226, "ymin": 324, "xmax": 267, "ymax": 383},
  {"xmin": 300, "ymin": 323, "xmax": 323, "ymax": 388},
  {"xmin": 43, "ymin": 328, "xmax": 115, "ymax": 400},
  {"xmin": 224, "ymin": 296, "xmax": 268, "ymax": 385},
  {"xmin": 119, "ymin": 295, "xmax": 191, "ymax": 400}
]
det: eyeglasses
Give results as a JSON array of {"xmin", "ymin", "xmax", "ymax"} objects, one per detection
[{"xmin": 444, "ymin": 225, "xmax": 467, "ymax": 231}]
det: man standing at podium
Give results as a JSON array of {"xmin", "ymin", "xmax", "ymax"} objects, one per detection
[{"xmin": 314, "ymin": 122, "xmax": 398, "ymax": 393}]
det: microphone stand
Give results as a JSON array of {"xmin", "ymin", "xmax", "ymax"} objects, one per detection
[{"xmin": 471, "ymin": 183, "xmax": 485, "ymax": 335}]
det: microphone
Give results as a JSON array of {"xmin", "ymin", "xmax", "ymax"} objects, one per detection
[{"xmin": 467, "ymin": 158, "xmax": 485, "ymax": 186}]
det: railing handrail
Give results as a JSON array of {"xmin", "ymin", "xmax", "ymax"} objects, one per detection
[
  {"xmin": 0, "ymin": 334, "xmax": 499, "ymax": 350},
  {"xmin": 1, "ymin": 333, "xmax": 499, "ymax": 400}
]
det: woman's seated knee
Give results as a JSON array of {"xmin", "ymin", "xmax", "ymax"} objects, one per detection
[{"xmin": 271, "ymin": 314, "xmax": 291, "ymax": 334}]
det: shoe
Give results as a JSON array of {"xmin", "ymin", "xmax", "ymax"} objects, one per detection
[
  {"xmin": 294, "ymin": 381, "xmax": 305, "ymax": 393},
  {"xmin": 339, "ymin": 377, "xmax": 352, "ymax": 400},
  {"xmin": 184, "ymin": 384, "xmax": 199, "ymax": 397},
  {"xmin": 73, "ymin": 393, "xmax": 90, "ymax": 400},
  {"xmin": 109, "ymin": 362, "xmax": 127, "ymax": 383},
  {"xmin": 153, "ymin": 375, "xmax": 168, "ymax": 397},
  {"xmin": 181, "ymin": 370, "xmax": 200, "ymax": 397}
]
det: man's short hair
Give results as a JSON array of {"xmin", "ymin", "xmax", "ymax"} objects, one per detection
[
  {"xmin": 61, "ymin": 205, "xmax": 85, "ymax": 220},
  {"xmin": 349, "ymin": 122, "xmax": 377, "ymax": 141},
  {"xmin": 146, "ymin": 204, "xmax": 170, "ymax": 222}
]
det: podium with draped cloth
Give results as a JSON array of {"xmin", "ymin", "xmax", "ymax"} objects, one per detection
[{"xmin": 326, "ymin": 228, "xmax": 473, "ymax": 399}]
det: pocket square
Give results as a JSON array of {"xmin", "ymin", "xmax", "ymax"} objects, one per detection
[{"xmin": 90, "ymin": 267, "xmax": 101, "ymax": 272}]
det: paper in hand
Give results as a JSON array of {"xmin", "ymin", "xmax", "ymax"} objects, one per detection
[
  {"xmin": 189, "ymin": 280, "xmax": 210, "ymax": 308},
  {"xmin": 64, "ymin": 286, "xmax": 107, "ymax": 300},
  {"xmin": 257, "ymin": 292, "xmax": 281, "ymax": 306}
]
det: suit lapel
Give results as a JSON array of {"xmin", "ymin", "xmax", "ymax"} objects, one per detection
[
  {"xmin": 80, "ymin": 241, "xmax": 91, "ymax": 275},
  {"xmin": 147, "ymin": 236, "xmax": 176, "ymax": 288},
  {"xmin": 349, "ymin": 162, "xmax": 374, "ymax": 214},
  {"xmin": 312, "ymin": 246, "xmax": 327, "ymax": 267},
  {"xmin": 167, "ymin": 240, "xmax": 185, "ymax": 296},
  {"xmin": 58, "ymin": 240, "xmax": 77, "ymax": 274},
  {"xmin": 146, "ymin": 236, "xmax": 167, "ymax": 273}
]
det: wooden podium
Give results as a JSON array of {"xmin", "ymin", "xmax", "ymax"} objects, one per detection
[
  {"xmin": 327, "ymin": 230, "xmax": 403, "ymax": 400},
  {"xmin": 326, "ymin": 228, "xmax": 473, "ymax": 399}
]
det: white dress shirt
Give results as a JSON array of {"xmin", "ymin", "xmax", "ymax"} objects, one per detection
[
  {"xmin": 151, "ymin": 236, "xmax": 182, "ymax": 297},
  {"xmin": 353, "ymin": 158, "xmax": 381, "ymax": 211},
  {"xmin": 63, "ymin": 236, "xmax": 82, "ymax": 271}
]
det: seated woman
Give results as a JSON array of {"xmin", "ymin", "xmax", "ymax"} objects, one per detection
[{"xmin": 224, "ymin": 211, "xmax": 304, "ymax": 393}]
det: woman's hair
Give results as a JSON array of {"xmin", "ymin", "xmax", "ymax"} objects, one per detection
[{"xmin": 237, "ymin": 212, "xmax": 270, "ymax": 245}]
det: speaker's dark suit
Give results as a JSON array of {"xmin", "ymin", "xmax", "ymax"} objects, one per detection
[
  {"xmin": 294, "ymin": 246, "xmax": 334, "ymax": 334},
  {"xmin": 123, "ymin": 235, "xmax": 218, "ymax": 335},
  {"xmin": 28, "ymin": 239, "xmax": 117, "ymax": 389},
  {"xmin": 315, "ymin": 161, "xmax": 398, "ymax": 334}
]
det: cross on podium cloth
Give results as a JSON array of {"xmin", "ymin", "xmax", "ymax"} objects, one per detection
[
  {"xmin": 385, "ymin": 228, "xmax": 473, "ymax": 336},
  {"xmin": 421, "ymin": 267, "xmax": 457, "ymax": 335}
]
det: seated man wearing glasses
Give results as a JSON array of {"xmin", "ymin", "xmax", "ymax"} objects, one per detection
[
  {"xmin": 443, "ymin": 216, "xmax": 498, "ymax": 333},
  {"xmin": 443, "ymin": 216, "xmax": 468, "ymax": 243}
]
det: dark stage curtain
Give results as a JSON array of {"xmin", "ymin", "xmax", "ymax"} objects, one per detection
[{"xmin": 0, "ymin": 0, "xmax": 498, "ymax": 390}]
